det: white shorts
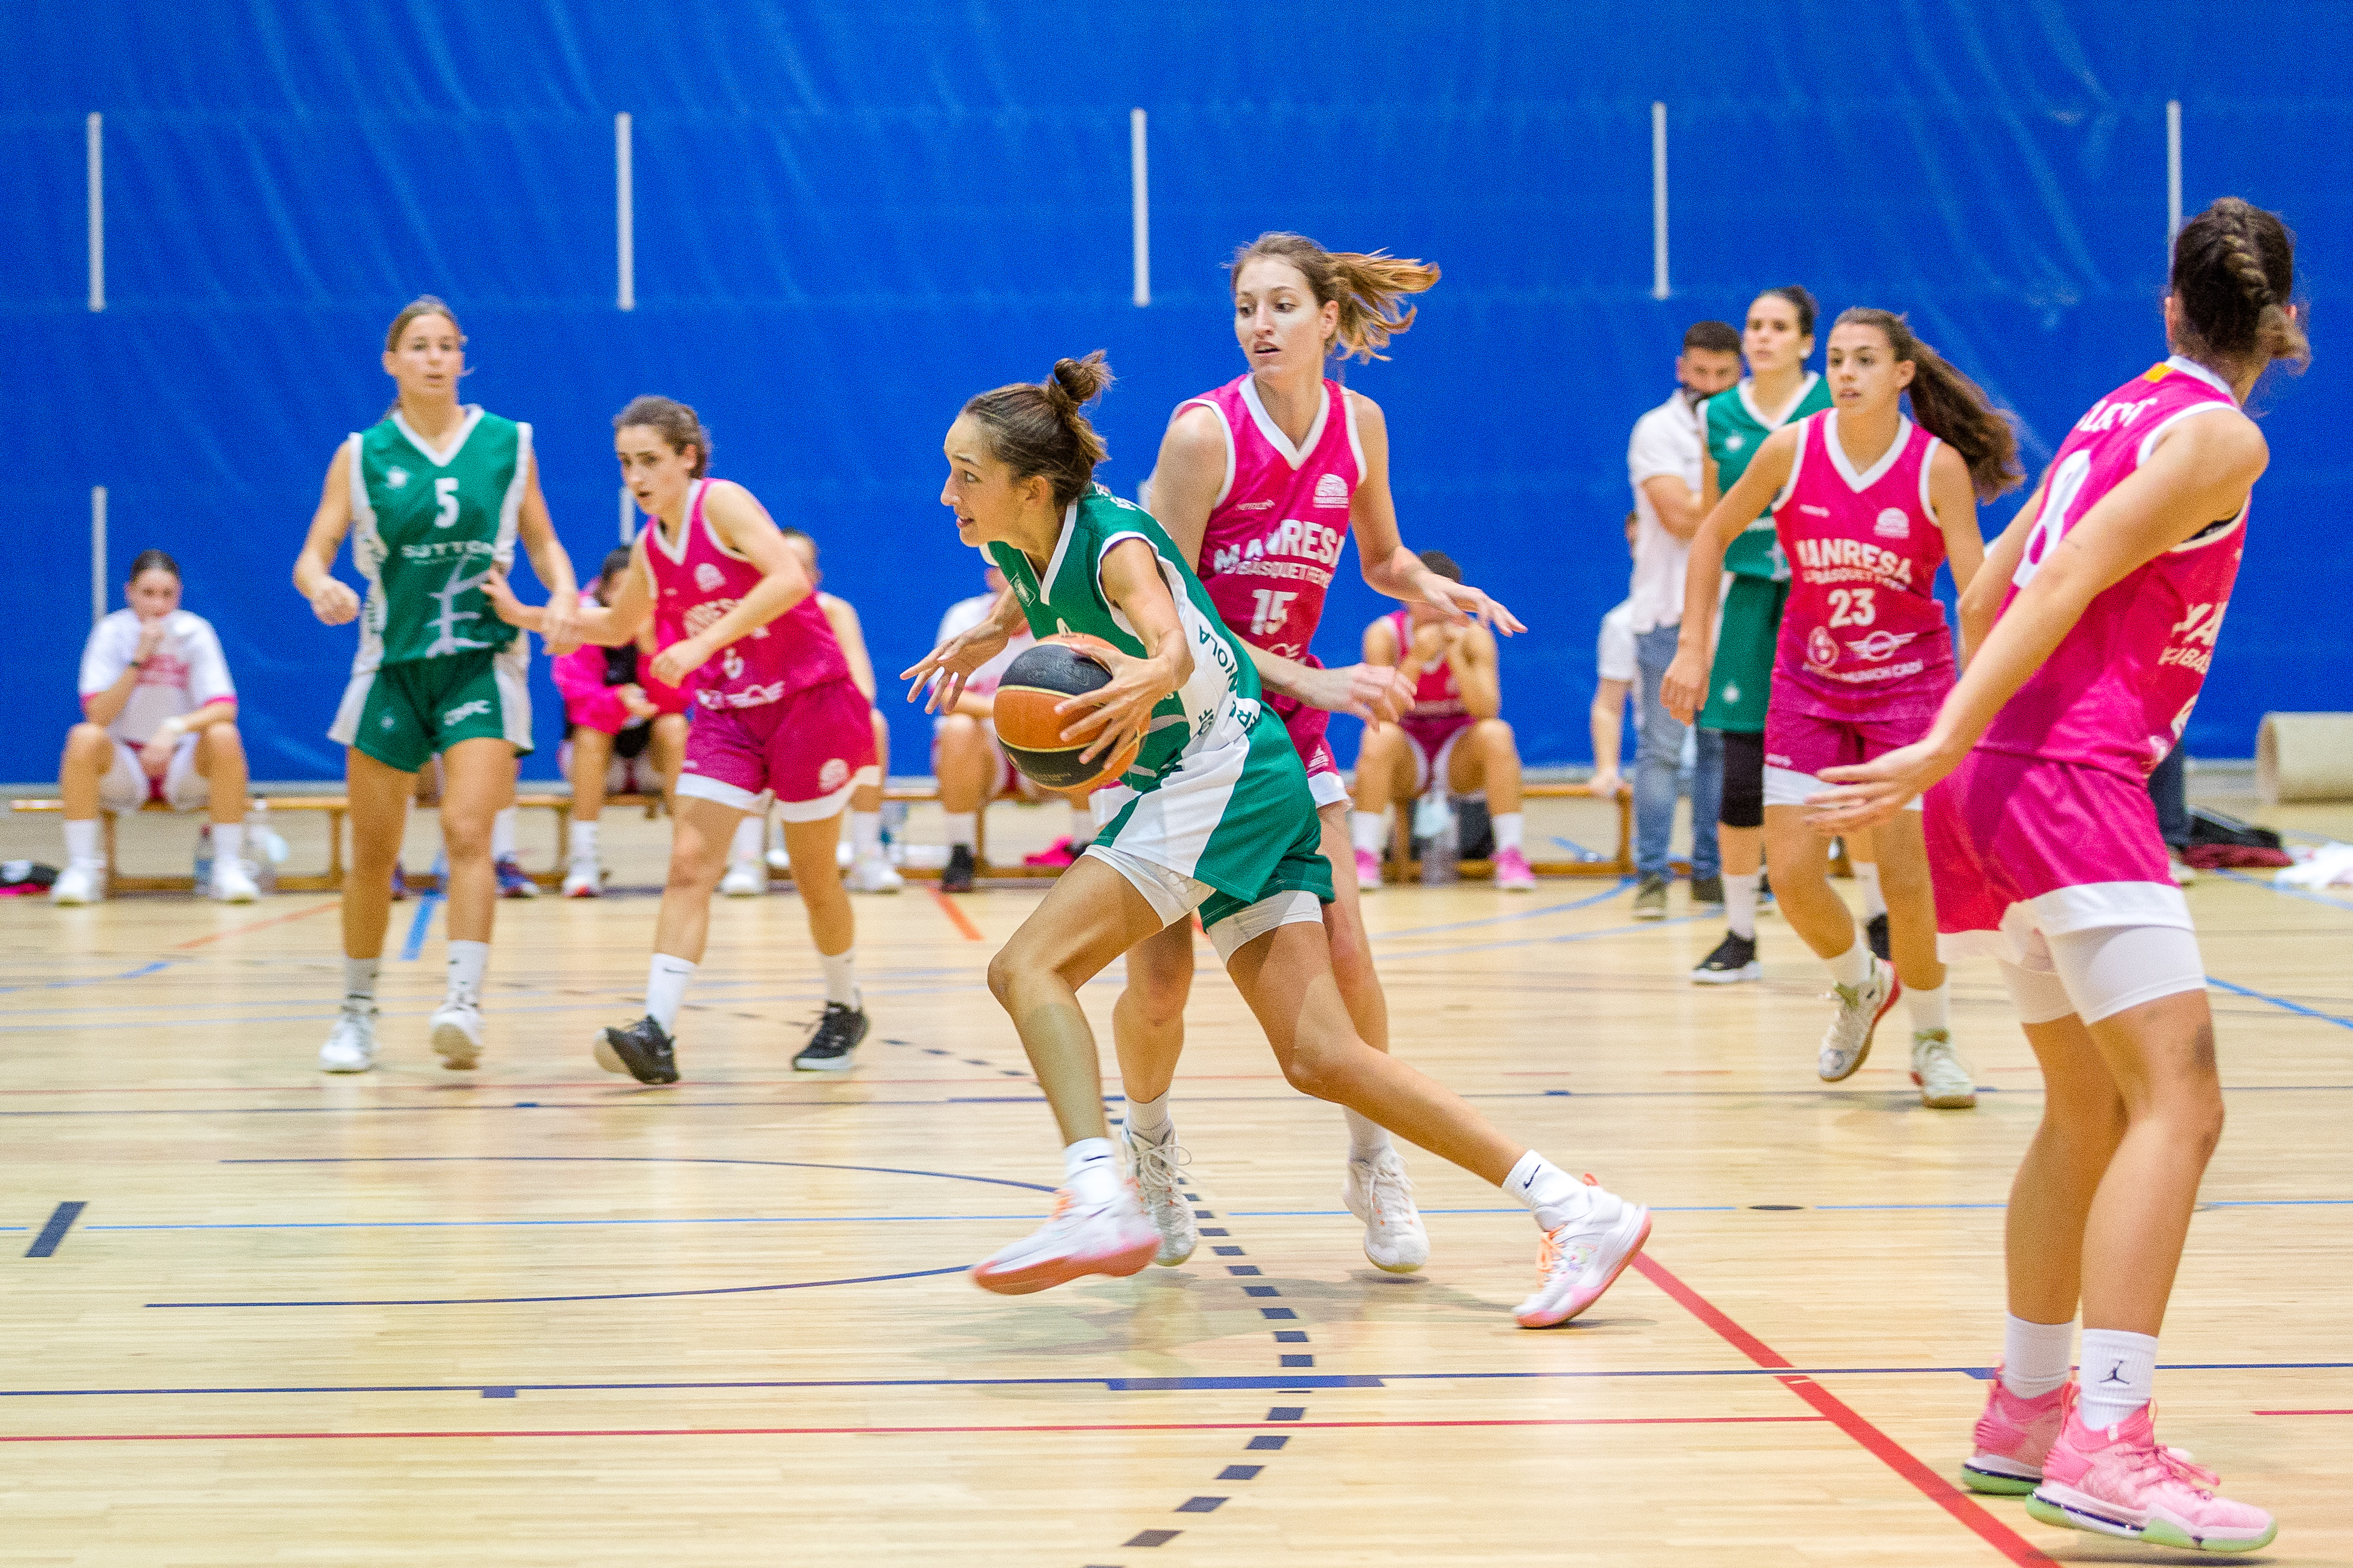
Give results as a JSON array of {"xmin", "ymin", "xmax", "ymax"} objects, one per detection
[
  {"xmin": 1307, "ymin": 769, "xmax": 1351, "ymax": 811},
  {"xmin": 1994, "ymin": 923, "xmax": 2207, "ymax": 1027},
  {"xmin": 99, "ymin": 733, "xmax": 206, "ymax": 814},
  {"xmin": 1762, "ymin": 766, "xmax": 1923, "ymax": 811},
  {"xmin": 1084, "ymin": 841, "xmax": 1325, "ymax": 966}
]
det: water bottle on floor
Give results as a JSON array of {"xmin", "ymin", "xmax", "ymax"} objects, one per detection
[
  {"xmin": 193, "ymin": 823, "xmax": 214, "ymax": 890},
  {"xmin": 1415, "ymin": 789, "xmax": 1458, "ymax": 885}
]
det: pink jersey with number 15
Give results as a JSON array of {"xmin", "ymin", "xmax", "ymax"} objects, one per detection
[
  {"xmin": 1770, "ymin": 408, "xmax": 1954, "ymax": 721},
  {"xmin": 1979, "ymin": 357, "xmax": 2247, "ymax": 780}
]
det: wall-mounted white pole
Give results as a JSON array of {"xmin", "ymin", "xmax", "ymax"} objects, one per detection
[
  {"xmin": 91, "ymin": 487, "xmax": 109, "ymax": 625},
  {"xmin": 619, "ymin": 484, "xmax": 636, "ymax": 543},
  {"xmin": 1131, "ymin": 108, "xmax": 1150, "ymax": 308},
  {"xmin": 2165, "ymin": 99, "xmax": 2183, "ymax": 254},
  {"xmin": 87, "ymin": 113, "xmax": 105, "ymax": 313},
  {"xmin": 1651, "ymin": 102, "xmax": 1670, "ymax": 300},
  {"xmin": 616, "ymin": 112, "xmax": 635, "ymax": 312}
]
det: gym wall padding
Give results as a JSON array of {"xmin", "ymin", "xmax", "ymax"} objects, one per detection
[{"xmin": 11, "ymin": 2, "xmax": 2350, "ymax": 781}]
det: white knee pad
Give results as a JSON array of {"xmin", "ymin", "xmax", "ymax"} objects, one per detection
[{"xmin": 2046, "ymin": 923, "xmax": 2207, "ymax": 1026}]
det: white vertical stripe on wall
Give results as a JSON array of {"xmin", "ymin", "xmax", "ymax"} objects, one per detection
[
  {"xmin": 617, "ymin": 112, "xmax": 636, "ymax": 312},
  {"xmin": 1651, "ymin": 102, "xmax": 1670, "ymax": 300},
  {"xmin": 87, "ymin": 113, "xmax": 105, "ymax": 313},
  {"xmin": 91, "ymin": 487, "xmax": 109, "ymax": 626},
  {"xmin": 2166, "ymin": 99, "xmax": 2183, "ymax": 251},
  {"xmin": 619, "ymin": 485, "xmax": 636, "ymax": 544},
  {"xmin": 1131, "ymin": 108, "xmax": 1150, "ymax": 308}
]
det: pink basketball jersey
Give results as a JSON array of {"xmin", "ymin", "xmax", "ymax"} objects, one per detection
[
  {"xmin": 642, "ymin": 478, "xmax": 850, "ymax": 710},
  {"xmin": 1772, "ymin": 410, "xmax": 1954, "ymax": 719},
  {"xmin": 1185, "ymin": 375, "xmax": 1364, "ymax": 757},
  {"xmin": 1980, "ymin": 357, "xmax": 2248, "ymax": 779},
  {"xmin": 1387, "ymin": 608, "xmax": 1473, "ymax": 753}
]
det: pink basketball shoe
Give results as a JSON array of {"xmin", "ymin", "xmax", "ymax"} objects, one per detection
[
  {"xmin": 1492, "ymin": 846, "xmax": 1536, "ymax": 891},
  {"xmin": 1960, "ymin": 1375, "xmax": 2069, "ymax": 1495},
  {"xmin": 1354, "ymin": 847, "xmax": 1383, "ymax": 890},
  {"xmin": 2028, "ymin": 1402, "xmax": 2277, "ymax": 1553}
]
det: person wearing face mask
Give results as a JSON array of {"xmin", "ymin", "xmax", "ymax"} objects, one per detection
[
  {"xmin": 54, "ymin": 550, "xmax": 254, "ymax": 905},
  {"xmin": 1685, "ymin": 287, "xmax": 1834, "ymax": 985},
  {"xmin": 292, "ymin": 295, "xmax": 582, "ymax": 1075},
  {"xmin": 1621, "ymin": 319, "xmax": 1741, "ymax": 921}
]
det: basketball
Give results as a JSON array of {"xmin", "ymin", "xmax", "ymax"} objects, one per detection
[{"xmin": 993, "ymin": 634, "xmax": 1142, "ymax": 791}]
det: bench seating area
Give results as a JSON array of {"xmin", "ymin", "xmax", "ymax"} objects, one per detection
[{"xmin": 9, "ymin": 795, "xmax": 353, "ymax": 893}]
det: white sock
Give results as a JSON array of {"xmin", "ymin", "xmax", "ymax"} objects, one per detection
[
  {"xmin": 1854, "ymin": 860, "xmax": 1886, "ymax": 919},
  {"xmin": 1826, "ymin": 938, "xmax": 1872, "ymax": 990},
  {"xmin": 1504, "ymin": 1150, "xmax": 1611, "ymax": 1232},
  {"xmin": 1724, "ymin": 872, "xmax": 1760, "ymax": 940},
  {"xmin": 445, "ymin": 939, "xmax": 488, "ymax": 1007},
  {"xmin": 211, "ymin": 823, "xmax": 245, "ymax": 863},
  {"xmin": 1908, "ymin": 981, "xmax": 1950, "ymax": 1034},
  {"xmin": 569, "ymin": 819, "xmax": 599, "ymax": 862},
  {"xmin": 729, "ymin": 816, "xmax": 763, "ymax": 866},
  {"xmin": 851, "ymin": 810, "xmax": 883, "ymax": 861},
  {"xmin": 1350, "ymin": 811, "xmax": 1388, "ymax": 854},
  {"xmin": 1344, "ymin": 1108, "xmax": 1392, "ymax": 1161},
  {"xmin": 1125, "ymin": 1090, "xmax": 1174, "ymax": 1144},
  {"xmin": 63, "ymin": 818, "xmax": 103, "ymax": 867},
  {"xmin": 2001, "ymin": 1314, "xmax": 2075, "ymax": 1400},
  {"xmin": 943, "ymin": 811, "xmax": 977, "ymax": 851},
  {"xmin": 1064, "ymin": 1136, "xmax": 1121, "ymax": 1206},
  {"xmin": 820, "ymin": 948, "xmax": 859, "ymax": 1009},
  {"xmin": 645, "ymin": 953, "xmax": 696, "ymax": 1030},
  {"xmin": 1492, "ymin": 811, "xmax": 1524, "ymax": 853},
  {"xmin": 2077, "ymin": 1328, "xmax": 2158, "ymax": 1430},
  {"xmin": 342, "ymin": 956, "xmax": 379, "ymax": 1010},
  {"xmin": 492, "ymin": 806, "xmax": 517, "ymax": 860}
]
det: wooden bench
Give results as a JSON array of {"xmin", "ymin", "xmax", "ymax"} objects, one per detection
[
  {"xmin": 1385, "ymin": 781, "xmax": 1634, "ymax": 883},
  {"xmin": 9, "ymin": 795, "xmax": 352, "ymax": 893}
]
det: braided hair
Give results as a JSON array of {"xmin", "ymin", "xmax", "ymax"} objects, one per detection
[{"xmin": 2172, "ymin": 198, "xmax": 2308, "ymax": 374}]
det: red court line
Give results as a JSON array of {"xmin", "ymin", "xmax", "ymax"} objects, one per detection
[
  {"xmin": 2254, "ymin": 1408, "xmax": 2353, "ymax": 1415},
  {"xmin": 0, "ymin": 1415, "xmax": 1823, "ymax": 1445},
  {"xmin": 1634, "ymin": 1254, "xmax": 2054, "ymax": 1568},
  {"xmin": 171, "ymin": 899, "xmax": 341, "ymax": 950},
  {"xmin": 927, "ymin": 887, "xmax": 984, "ymax": 941}
]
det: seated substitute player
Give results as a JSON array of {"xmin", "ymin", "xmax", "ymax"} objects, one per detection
[
  {"xmin": 554, "ymin": 546, "xmax": 688, "ymax": 897},
  {"xmin": 1349, "ymin": 551, "xmax": 1535, "ymax": 889},
  {"xmin": 54, "ymin": 549, "xmax": 256, "ymax": 904},
  {"xmin": 769, "ymin": 527, "xmax": 901, "ymax": 895}
]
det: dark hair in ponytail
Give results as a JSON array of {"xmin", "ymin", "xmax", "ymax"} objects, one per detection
[
  {"xmin": 2170, "ymin": 197, "xmax": 2308, "ymax": 376},
  {"xmin": 1834, "ymin": 308, "xmax": 2024, "ymax": 500},
  {"xmin": 1756, "ymin": 285, "xmax": 1819, "ymax": 338},
  {"xmin": 614, "ymin": 395, "xmax": 712, "ymax": 478},
  {"xmin": 127, "ymin": 548, "xmax": 181, "ymax": 584},
  {"xmin": 959, "ymin": 352, "xmax": 1115, "ymax": 509}
]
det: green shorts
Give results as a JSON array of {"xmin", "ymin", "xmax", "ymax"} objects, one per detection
[
  {"xmin": 329, "ymin": 645, "xmax": 533, "ymax": 773},
  {"xmin": 1701, "ymin": 575, "xmax": 1786, "ymax": 734}
]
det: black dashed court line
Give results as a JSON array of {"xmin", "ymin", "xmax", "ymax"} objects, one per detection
[{"xmin": 24, "ymin": 1202, "xmax": 86, "ymax": 1258}]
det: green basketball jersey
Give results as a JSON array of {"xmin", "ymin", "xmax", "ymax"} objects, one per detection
[
  {"xmin": 1704, "ymin": 373, "xmax": 1831, "ymax": 581},
  {"xmin": 347, "ymin": 406, "xmax": 527, "ymax": 671},
  {"xmin": 987, "ymin": 484, "xmax": 1261, "ymax": 788}
]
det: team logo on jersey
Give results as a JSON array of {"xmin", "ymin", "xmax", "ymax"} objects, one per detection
[
  {"xmin": 1725, "ymin": 434, "xmax": 1745, "ymax": 451},
  {"xmin": 721, "ymin": 648, "xmax": 744, "ymax": 681},
  {"xmin": 1807, "ymin": 627, "xmax": 1840, "ymax": 667},
  {"xmin": 386, "ymin": 467, "xmax": 409, "ymax": 489},
  {"xmin": 442, "ymin": 698, "xmax": 491, "ymax": 726},
  {"xmin": 819, "ymin": 758, "xmax": 850, "ymax": 791},
  {"xmin": 1313, "ymin": 474, "xmax": 1349, "ymax": 508},
  {"xmin": 1844, "ymin": 629, "xmax": 1919, "ymax": 662},
  {"xmin": 1874, "ymin": 507, "xmax": 1910, "ymax": 539},
  {"xmin": 694, "ymin": 563, "xmax": 726, "ymax": 592},
  {"xmin": 1234, "ymin": 499, "xmax": 1275, "ymax": 511}
]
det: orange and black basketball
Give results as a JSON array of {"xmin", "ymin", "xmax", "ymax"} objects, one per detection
[{"xmin": 994, "ymin": 634, "xmax": 1143, "ymax": 791}]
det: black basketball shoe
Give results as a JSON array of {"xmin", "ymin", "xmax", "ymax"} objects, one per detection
[
  {"xmin": 1691, "ymin": 931, "xmax": 1761, "ymax": 985},
  {"xmin": 941, "ymin": 843, "xmax": 977, "ymax": 893},
  {"xmin": 794, "ymin": 1002, "xmax": 870, "ymax": 1072},
  {"xmin": 595, "ymin": 1015, "xmax": 680, "ymax": 1085},
  {"xmin": 1866, "ymin": 911, "xmax": 1892, "ymax": 963}
]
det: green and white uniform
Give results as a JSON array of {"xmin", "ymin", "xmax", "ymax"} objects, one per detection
[
  {"xmin": 1699, "ymin": 374, "xmax": 1830, "ymax": 733},
  {"xmin": 988, "ymin": 486, "xmax": 1332, "ymax": 962},
  {"xmin": 327, "ymin": 406, "xmax": 535, "ymax": 772}
]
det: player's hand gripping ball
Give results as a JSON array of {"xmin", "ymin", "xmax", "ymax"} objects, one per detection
[{"xmin": 993, "ymin": 634, "xmax": 1145, "ymax": 791}]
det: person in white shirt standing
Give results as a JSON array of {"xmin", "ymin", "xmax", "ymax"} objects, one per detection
[
  {"xmin": 1623, "ymin": 322, "xmax": 1741, "ymax": 920},
  {"xmin": 56, "ymin": 549, "xmax": 255, "ymax": 904}
]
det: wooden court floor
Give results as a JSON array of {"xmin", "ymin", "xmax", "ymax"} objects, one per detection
[{"xmin": 4, "ymin": 794, "xmax": 2350, "ymax": 1565}]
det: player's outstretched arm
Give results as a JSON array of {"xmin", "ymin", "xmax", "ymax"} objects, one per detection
[
  {"xmin": 485, "ymin": 537, "xmax": 650, "ymax": 648},
  {"xmin": 902, "ymin": 587, "xmax": 1022, "ymax": 715},
  {"xmin": 1346, "ymin": 393, "xmax": 1525, "ymax": 635}
]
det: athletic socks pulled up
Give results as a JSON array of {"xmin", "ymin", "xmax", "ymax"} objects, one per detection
[
  {"xmin": 1825, "ymin": 937, "xmax": 1872, "ymax": 990},
  {"xmin": 1504, "ymin": 1150, "xmax": 1612, "ymax": 1232},
  {"xmin": 850, "ymin": 810, "xmax": 883, "ymax": 861},
  {"xmin": 342, "ymin": 956, "xmax": 380, "ymax": 1010},
  {"xmin": 729, "ymin": 815, "xmax": 764, "ymax": 866},
  {"xmin": 1854, "ymin": 860, "xmax": 1886, "ymax": 920},
  {"xmin": 492, "ymin": 806, "xmax": 517, "ymax": 861},
  {"xmin": 943, "ymin": 811, "xmax": 977, "ymax": 852},
  {"xmin": 1723, "ymin": 872, "xmax": 1760, "ymax": 941},
  {"xmin": 445, "ymin": 940, "xmax": 488, "ymax": 1007},
  {"xmin": 820, "ymin": 948, "xmax": 860, "ymax": 1009},
  {"xmin": 1125, "ymin": 1090, "xmax": 1174, "ymax": 1144},
  {"xmin": 1908, "ymin": 981, "xmax": 1950, "ymax": 1034},
  {"xmin": 2001, "ymin": 1314, "xmax": 2075, "ymax": 1401},
  {"xmin": 644, "ymin": 954, "xmax": 697, "ymax": 1031},
  {"xmin": 1344, "ymin": 1107, "xmax": 1394, "ymax": 1161},
  {"xmin": 62, "ymin": 818, "xmax": 104, "ymax": 868},
  {"xmin": 569, "ymin": 818, "xmax": 599, "ymax": 861},
  {"xmin": 2078, "ymin": 1328, "xmax": 2159, "ymax": 1430},
  {"xmin": 211, "ymin": 823, "xmax": 246, "ymax": 865},
  {"xmin": 1350, "ymin": 811, "xmax": 1389, "ymax": 855},
  {"xmin": 1063, "ymin": 1136, "xmax": 1121, "ymax": 1207},
  {"xmin": 1491, "ymin": 811, "xmax": 1524, "ymax": 854}
]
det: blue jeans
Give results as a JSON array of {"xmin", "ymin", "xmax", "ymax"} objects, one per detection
[{"xmin": 1634, "ymin": 622, "xmax": 1721, "ymax": 880}]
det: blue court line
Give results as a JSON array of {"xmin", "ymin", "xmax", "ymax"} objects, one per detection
[
  {"xmin": 1549, "ymin": 834, "xmax": 1602, "ymax": 860},
  {"xmin": 221, "ymin": 1155, "xmax": 1056, "ymax": 1193},
  {"xmin": 10, "ymin": 1361, "xmax": 2349, "ymax": 1401},
  {"xmin": 398, "ymin": 891, "xmax": 439, "ymax": 962},
  {"xmin": 1369, "ymin": 880, "xmax": 1629, "ymax": 941},
  {"xmin": 90, "ymin": 1214, "xmax": 1044, "ymax": 1233},
  {"xmin": 2212, "ymin": 866, "xmax": 2353, "ymax": 912},
  {"xmin": 0, "ymin": 961, "xmax": 170, "ymax": 997},
  {"xmin": 2205, "ymin": 978, "xmax": 2353, "ymax": 1032},
  {"xmin": 146, "ymin": 1263, "xmax": 968, "ymax": 1309}
]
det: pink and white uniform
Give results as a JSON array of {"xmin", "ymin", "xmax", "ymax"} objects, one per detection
[
  {"xmin": 643, "ymin": 478, "xmax": 876, "ymax": 820},
  {"xmin": 1386, "ymin": 609, "xmax": 1477, "ymax": 792},
  {"xmin": 1928, "ymin": 357, "xmax": 2248, "ymax": 964},
  {"xmin": 1762, "ymin": 409, "xmax": 1955, "ymax": 810},
  {"xmin": 1183, "ymin": 374, "xmax": 1364, "ymax": 809}
]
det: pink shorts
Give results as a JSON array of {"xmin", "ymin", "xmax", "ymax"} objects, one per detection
[
  {"xmin": 1400, "ymin": 714, "xmax": 1475, "ymax": 795},
  {"xmin": 1925, "ymin": 747, "xmax": 2189, "ymax": 965},
  {"xmin": 677, "ymin": 677, "xmax": 879, "ymax": 822},
  {"xmin": 1763, "ymin": 703, "xmax": 1933, "ymax": 811}
]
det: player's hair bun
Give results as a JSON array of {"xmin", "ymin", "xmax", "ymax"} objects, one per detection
[
  {"xmin": 1046, "ymin": 352, "xmax": 1115, "ymax": 417},
  {"xmin": 961, "ymin": 352, "xmax": 1115, "ymax": 511}
]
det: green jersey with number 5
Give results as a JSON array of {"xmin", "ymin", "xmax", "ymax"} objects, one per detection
[
  {"xmin": 1705, "ymin": 374, "xmax": 1830, "ymax": 581},
  {"xmin": 346, "ymin": 406, "xmax": 527, "ymax": 671}
]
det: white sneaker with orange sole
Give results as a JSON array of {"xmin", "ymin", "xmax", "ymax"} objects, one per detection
[
  {"xmin": 971, "ymin": 1188, "xmax": 1160, "ymax": 1295},
  {"xmin": 1515, "ymin": 1181, "xmax": 1651, "ymax": 1328}
]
